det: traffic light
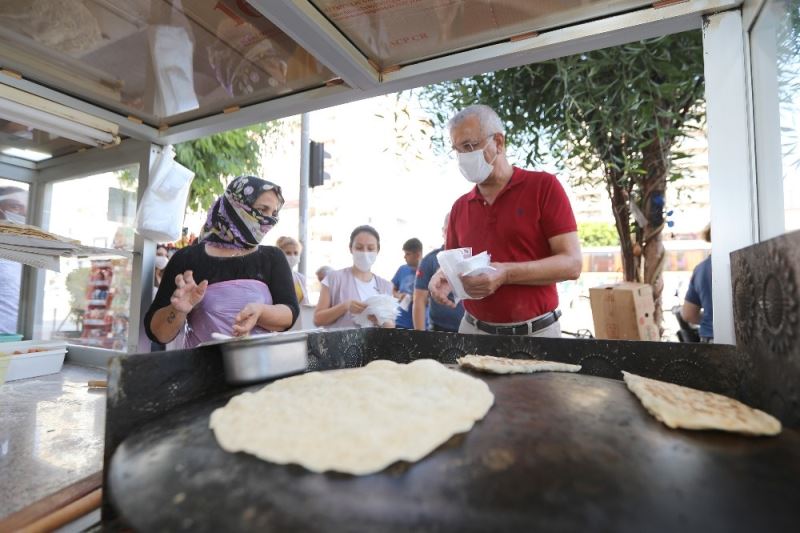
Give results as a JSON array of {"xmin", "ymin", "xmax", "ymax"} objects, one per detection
[{"xmin": 309, "ymin": 141, "xmax": 331, "ymax": 188}]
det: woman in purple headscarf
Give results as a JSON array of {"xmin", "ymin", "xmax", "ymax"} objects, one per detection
[{"xmin": 145, "ymin": 176, "xmax": 299, "ymax": 349}]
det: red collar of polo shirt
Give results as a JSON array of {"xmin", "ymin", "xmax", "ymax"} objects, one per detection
[{"xmin": 466, "ymin": 166, "xmax": 525, "ymax": 203}]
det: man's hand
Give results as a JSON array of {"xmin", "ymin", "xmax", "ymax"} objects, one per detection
[
  {"xmin": 170, "ymin": 270, "xmax": 208, "ymax": 314},
  {"xmin": 460, "ymin": 263, "xmax": 507, "ymax": 299},
  {"xmin": 232, "ymin": 303, "xmax": 264, "ymax": 336},
  {"xmin": 428, "ymin": 269, "xmax": 456, "ymax": 308}
]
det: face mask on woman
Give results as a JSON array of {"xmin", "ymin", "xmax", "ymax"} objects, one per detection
[
  {"xmin": 457, "ymin": 138, "xmax": 498, "ymax": 184},
  {"xmin": 1, "ymin": 211, "xmax": 25, "ymax": 224},
  {"xmin": 285, "ymin": 254, "xmax": 300, "ymax": 269},
  {"xmin": 352, "ymin": 251, "xmax": 377, "ymax": 272}
]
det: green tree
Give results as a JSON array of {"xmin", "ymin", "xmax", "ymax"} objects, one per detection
[
  {"xmin": 176, "ymin": 125, "xmax": 269, "ymax": 213},
  {"xmin": 421, "ymin": 31, "xmax": 705, "ymax": 329},
  {"xmin": 578, "ymin": 222, "xmax": 620, "ymax": 247},
  {"xmin": 119, "ymin": 125, "xmax": 270, "ymax": 215}
]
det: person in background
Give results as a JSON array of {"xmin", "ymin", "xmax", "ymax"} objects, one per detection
[
  {"xmin": 314, "ymin": 225, "xmax": 395, "ymax": 329},
  {"xmin": 428, "ymin": 104, "xmax": 581, "ymax": 337},
  {"xmin": 392, "ymin": 238, "xmax": 423, "ymax": 329},
  {"xmin": 414, "ymin": 214, "xmax": 464, "ymax": 332},
  {"xmin": 315, "ymin": 265, "xmax": 333, "ymax": 284},
  {"xmin": 276, "ymin": 236, "xmax": 309, "ymax": 304},
  {"xmin": 175, "ymin": 227, "xmax": 191, "ymax": 249},
  {"xmin": 154, "ymin": 254, "xmax": 169, "ymax": 295},
  {"xmin": 145, "ymin": 176, "xmax": 299, "ymax": 348},
  {"xmin": 0, "ymin": 185, "xmax": 28, "ymax": 334},
  {"xmin": 156, "ymin": 245, "xmax": 168, "ymax": 258},
  {"xmin": 682, "ymin": 224, "xmax": 713, "ymax": 342}
]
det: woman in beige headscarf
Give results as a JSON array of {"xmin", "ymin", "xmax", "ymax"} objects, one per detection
[{"xmin": 276, "ymin": 236, "xmax": 309, "ymax": 305}]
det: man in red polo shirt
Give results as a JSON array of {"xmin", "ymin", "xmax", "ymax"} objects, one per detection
[{"xmin": 429, "ymin": 105, "xmax": 582, "ymax": 337}]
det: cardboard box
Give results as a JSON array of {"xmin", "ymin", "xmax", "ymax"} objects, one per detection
[{"xmin": 589, "ymin": 282, "xmax": 659, "ymax": 341}]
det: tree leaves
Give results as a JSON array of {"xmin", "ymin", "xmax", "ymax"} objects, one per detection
[{"xmin": 174, "ymin": 124, "xmax": 271, "ymax": 214}]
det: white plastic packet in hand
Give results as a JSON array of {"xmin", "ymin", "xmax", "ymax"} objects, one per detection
[
  {"xmin": 353, "ymin": 294, "xmax": 399, "ymax": 327},
  {"xmin": 436, "ymin": 248, "xmax": 496, "ymax": 302}
]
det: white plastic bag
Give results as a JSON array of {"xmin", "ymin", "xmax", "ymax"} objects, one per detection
[
  {"xmin": 135, "ymin": 145, "xmax": 194, "ymax": 242},
  {"xmin": 353, "ymin": 294, "xmax": 399, "ymax": 327},
  {"xmin": 149, "ymin": 25, "xmax": 200, "ymax": 117},
  {"xmin": 436, "ymin": 248, "xmax": 496, "ymax": 302}
]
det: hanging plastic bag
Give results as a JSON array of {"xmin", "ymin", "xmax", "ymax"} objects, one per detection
[
  {"xmin": 436, "ymin": 248, "xmax": 496, "ymax": 302},
  {"xmin": 134, "ymin": 145, "xmax": 194, "ymax": 242}
]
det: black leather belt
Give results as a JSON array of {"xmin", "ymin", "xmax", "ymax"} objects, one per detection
[{"xmin": 464, "ymin": 310, "xmax": 561, "ymax": 336}]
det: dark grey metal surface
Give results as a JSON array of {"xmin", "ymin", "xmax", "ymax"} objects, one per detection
[
  {"xmin": 107, "ymin": 372, "xmax": 800, "ymax": 533},
  {"xmin": 101, "ymin": 329, "xmax": 755, "ymax": 523},
  {"xmin": 731, "ymin": 229, "xmax": 800, "ymax": 427}
]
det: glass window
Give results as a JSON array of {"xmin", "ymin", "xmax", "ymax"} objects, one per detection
[
  {"xmin": 38, "ymin": 167, "xmax": 137, "ymax": 350},
  {"xmin": 0, "ymin": 1, "xmax": 333, "ymax": 126},
  {"xmin": 310, "ymin": 0, "xmax": 653, "ymax": 67},
  {"xmin": 0, "ymin": 178, "xmax": 30, "ymax": 334},
  {"xmin": 752, "ymin": 0, "xmax": 800, "ymax": 234}
]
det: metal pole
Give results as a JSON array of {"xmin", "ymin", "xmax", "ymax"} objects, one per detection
[
  {"xmin": 130, "ymin": 142, "xmax": 158, "ymax": 354},
  {"xmin": 298, "ymin": 113, "xmax": 310, "ymax": 277}
]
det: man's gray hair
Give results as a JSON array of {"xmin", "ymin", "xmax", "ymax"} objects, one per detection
[{"xmin": 447, "ymin": 104, "xmax": 504, "ymax": 137}]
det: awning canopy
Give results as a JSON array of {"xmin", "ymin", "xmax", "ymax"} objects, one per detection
[{"xmin": 0, "ymin": 0, "xmax": 740, "ymax": 152}]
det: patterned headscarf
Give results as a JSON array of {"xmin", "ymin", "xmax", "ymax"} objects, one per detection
[{"xmin": 199, "ymin": 176, "xmax": 284, "ymax": 249}]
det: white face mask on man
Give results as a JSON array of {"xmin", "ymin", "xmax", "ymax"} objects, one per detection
[
  {"xmin": 285, "ymin": 254, "xmax": 300, "ymax": 269},
  {"xmin": 352, "ymin": 251, "xmax": 378, "ymax": 272},
  {"xmin": 1, "ymin": 211, "xmax": 25, "ymax": 224},
  {"xmin": 457, "ymin": 137, "xmax": 498, "ymax": 184}
]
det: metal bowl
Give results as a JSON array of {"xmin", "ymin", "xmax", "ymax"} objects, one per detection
[{"xmin": 215, "ymin": 331, "xmax": 310, "ymax": 385}]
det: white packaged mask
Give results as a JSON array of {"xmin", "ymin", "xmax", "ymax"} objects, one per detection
[
  {"xmin": 457, "ymin": 142, "xmax": 497, "ymax": 184},
  {"xmin": 352, "ymin": 251, "xmax": 378, "ymax": 272},
  {"xmin": 285, "ymin": 254, "xmax": 300, "ymax": 269}
]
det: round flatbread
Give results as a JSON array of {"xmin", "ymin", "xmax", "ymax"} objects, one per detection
[
  {"xmin": 457, "ymin": 354, "xmax": 581, "ymax": 375},
  {"xmin": 209, "ymin": 359, "xmax": 494, "ymax": 475},
  {"xmin": 623, "ymin": 371, "xmax": 781, "ymax": 436}
]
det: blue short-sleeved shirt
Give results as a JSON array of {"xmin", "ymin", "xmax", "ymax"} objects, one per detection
[
  {"xmin": 392, "ymin": 264, "xmax": 416, "ymax": 329},
  {"xmin": 684, "ymin": 256, "xmax": 713, "ymax": 338},
  {"xmin": 415, "ymin": 247, "xmax": 465, "ymax": 332}
]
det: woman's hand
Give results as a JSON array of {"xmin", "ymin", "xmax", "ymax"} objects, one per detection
[
  {"xmin": 171, "ymin": 271, "xmax": 208, "ymax": 314},
  {"xmin": 348, "ymin": 300, "xmax": 368, "ymax": 315},
  {"xmin": 232, "ymin": 303, "xmax": 265, "ymax": 336}
]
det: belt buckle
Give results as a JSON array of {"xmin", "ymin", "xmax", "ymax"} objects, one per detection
[
  {"xmin": 497, "ymin": 323, "xmax": 528, "ymax": 336},
  {"xmin": 495, "ymin": 325, "xmax": 513, "ymax": 335}
]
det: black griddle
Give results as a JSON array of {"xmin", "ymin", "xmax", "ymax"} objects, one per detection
[{"xmin": 107, "ymin": 371, "xmax": 800, "ymax": 532}]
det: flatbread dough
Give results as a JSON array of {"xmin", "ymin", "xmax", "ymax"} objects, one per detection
[
  {"xmin": 209, "ymin": 359, "xmax": 494, "ymax": 475},
  {"xmin": 622, "ymin": 371, "xmax": 781, "ymax": 436},
  {"xmin": 457, "ymin": 354, "xmax": 581, "ymax": 375},
  {"xmin": 0, "ymin": 221, "xmax": 71, "ymax": 241}
]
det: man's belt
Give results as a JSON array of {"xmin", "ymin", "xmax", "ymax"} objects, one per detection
[{"xmin": 464, "ymin": 310, "xmax": 561, "ymax": 336}]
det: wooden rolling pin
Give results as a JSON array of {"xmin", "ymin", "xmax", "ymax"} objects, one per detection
[
  {"xmin": 18, "ymin": 489, "xmax": 102, "ymax": 533},
  {"xmin": 0, "ymin": 472, "xmax": 102, "ymax": 531}
]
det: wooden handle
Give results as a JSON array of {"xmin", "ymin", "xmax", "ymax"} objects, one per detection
[
  {"xmin": 87, "ymin": 380, "xmax": 107, "ymax": 388},
  {"xmin": 0, "ymin": 472, "xmax": 101, "ymax": 531},
  {"xmin": 18, "ymin": 489, "xmax": 102, "ymax": 533}
]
